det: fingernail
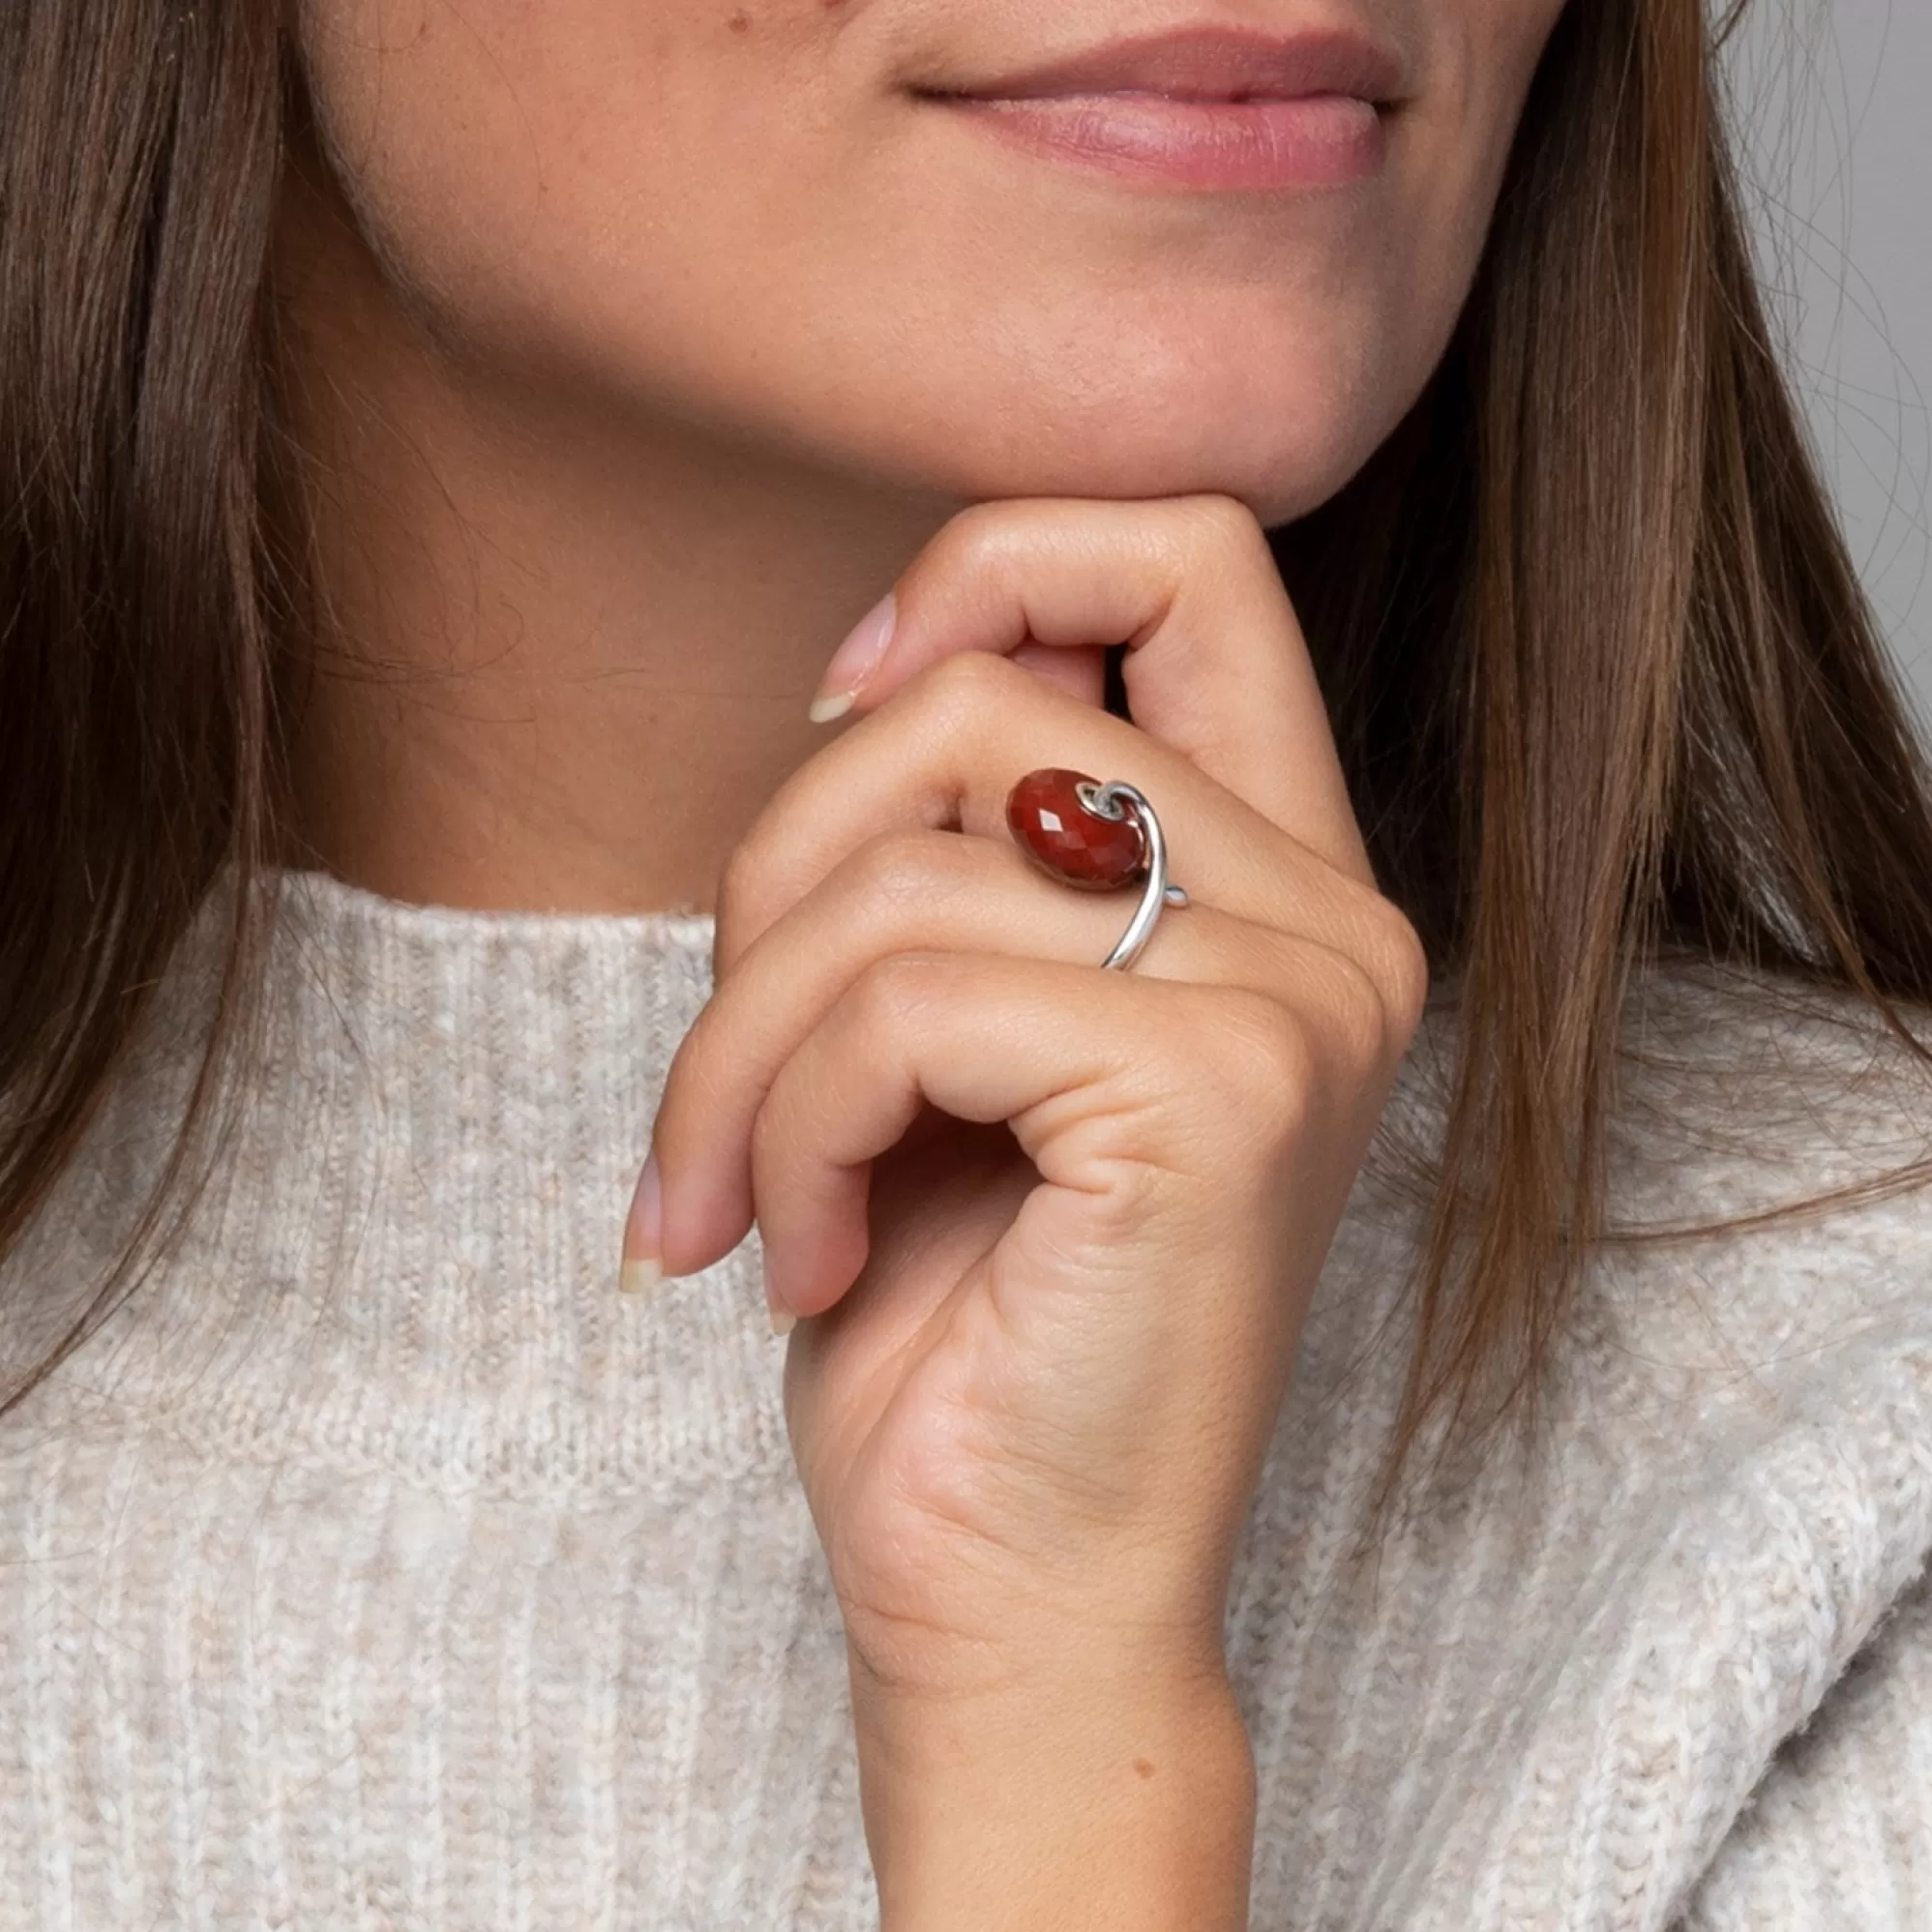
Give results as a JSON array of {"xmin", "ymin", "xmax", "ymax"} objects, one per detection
[
  {"xmin": 619, "ymin": 1154, "xmax": 662, "ymax": 1295},
  {"xmin": 808, "ymin": 591, "xmax": 896, "ymax": 724},
  {"xmin": 761, "ymin": 1259, "xmax": 797, "ymax": 1337}
]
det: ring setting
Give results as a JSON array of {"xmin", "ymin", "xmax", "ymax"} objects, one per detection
[{"xmin": 1004, "ymin": 766, "xmax": 1188, "ymax": 971}]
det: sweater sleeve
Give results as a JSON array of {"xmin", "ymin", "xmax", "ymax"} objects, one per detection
[{"xmin": 1673, "ymin": 1563, "xmax": 1932, "ymax": 1930}]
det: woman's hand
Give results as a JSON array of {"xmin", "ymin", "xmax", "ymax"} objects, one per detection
[{"xmin": 638, "ymin": 495, "xmax": 1428, "ymax": 1929}]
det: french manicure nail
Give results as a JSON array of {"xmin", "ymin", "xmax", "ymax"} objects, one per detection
[
  {"xmin": 619, "ymin": 1153, "xmax": 663, "ymax": 1295},
  {"xmin": 808, "ymin": 591, "xmax": 896, "ymax": 724}
]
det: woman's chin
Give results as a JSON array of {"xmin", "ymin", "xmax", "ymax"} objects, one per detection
[
  {"xmin": 816, "ymin": 365, "xmax": 1403, "ymax": 530},
  {"xmin": 869, "ymin": 430, "xmax": 1376, "ymax": 532}
]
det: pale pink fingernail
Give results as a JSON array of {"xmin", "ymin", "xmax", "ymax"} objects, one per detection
[
  {"xmin": 808, "ymin": 591, "xmax": 896, "ymax": 724},
  {"xmin": 761, "ymin": 1259, "xmax": 797, "ymax": 1337},
  {"xmin": 618, "ymin": 1153, "xmax": 662, "ymax": 1295}
]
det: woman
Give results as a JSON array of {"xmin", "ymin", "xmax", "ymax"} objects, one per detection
[{"xmin": 4, "ymin": 0, "xmax": 1931, "ymax": 1924}]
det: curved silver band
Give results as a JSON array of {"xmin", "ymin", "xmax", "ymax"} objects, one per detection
[{"xmin": 1075, "ymin": 779, "xmax": 1189, "ymax": 972}]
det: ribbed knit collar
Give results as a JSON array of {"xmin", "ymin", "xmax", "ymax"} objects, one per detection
[
  {"xmin": 8, "ymin": 867, "xmax": 794, "ymax": 1496},
  {"xmin": 11, "ymin": 863, "xmax": 1918, "ymax": 1502}
]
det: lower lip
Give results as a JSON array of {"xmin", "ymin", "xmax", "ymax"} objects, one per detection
[{"xmin": 936, "ymin": 92, "xmax": 1386, "ymax": 191}]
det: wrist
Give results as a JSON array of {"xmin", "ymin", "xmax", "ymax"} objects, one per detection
[{"xmin": 851, "ymin": 1656, "xmax": 1257, "ymax": 1932}]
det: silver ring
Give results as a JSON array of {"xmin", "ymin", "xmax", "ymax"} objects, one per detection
[{"xmin": 1075, "ymin": 779, "xmax": 1190, "ymax": 972}]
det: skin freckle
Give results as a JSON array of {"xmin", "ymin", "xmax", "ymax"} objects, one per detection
[
  {"xmin": 1133, "ymin": 1758, "xmax": 1156, "ymax": 1780},
  {"xmin": 728, "ymin": 9, "xmax": 751, "ymax": 32}
]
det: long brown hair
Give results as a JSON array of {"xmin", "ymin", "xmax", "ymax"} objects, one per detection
[
  {"xmin": 5, "ymin": 0, "xmax": 1931, "ymax": 1523},
  {"xmin": 0, "ymin": 5, "xmax": 291, "ymax": 1370}
]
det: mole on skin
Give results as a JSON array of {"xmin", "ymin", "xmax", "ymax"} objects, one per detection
[{"xmin": 1133, "ymin": 1758, "xmax": 1156, "ymax": 1780}]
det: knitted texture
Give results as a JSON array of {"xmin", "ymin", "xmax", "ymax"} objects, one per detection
[{"xmin": 1, "ymin": 867, "xmax": 1930, "ymax": 1930}]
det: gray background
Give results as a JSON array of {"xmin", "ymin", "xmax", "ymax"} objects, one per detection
[{"xmin": 1725, "ymin": 0, "xmax": 1930, "ymax": 722}]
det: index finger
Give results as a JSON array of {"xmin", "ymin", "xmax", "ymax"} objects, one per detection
[{"xmin": 810, "ymin": 493, "xmax": 1371, "ymax": 885}]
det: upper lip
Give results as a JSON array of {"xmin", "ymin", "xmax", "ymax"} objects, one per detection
[{"xmin": 936, "ymin": 24, "xmax": 1406, "ymax": 104}]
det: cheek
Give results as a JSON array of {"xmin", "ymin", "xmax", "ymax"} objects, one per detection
[
  {"xmin": 294, "ymin": 0, "xmax": 841, "ymax": 323},
  {"xmin": 1419, "ymin": 0, "xmax": 1569, "ymax": 212},
  {"xmin": 1334, "ymin": 0, "xmax": 1566, "ymax": 391}
]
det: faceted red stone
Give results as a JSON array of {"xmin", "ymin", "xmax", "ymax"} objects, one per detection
[{"xmin": 1005, "ymin": 767, "xmax": 1145, "ymax": 890}]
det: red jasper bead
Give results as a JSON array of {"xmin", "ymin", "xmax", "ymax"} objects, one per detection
[{"xmin": 1005, "ymin": 767, "xmax": 1145, "ymax": 890}]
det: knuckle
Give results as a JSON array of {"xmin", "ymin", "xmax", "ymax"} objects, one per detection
[
  {"xmin": 848, "ymin": 828, "xmax": 978, "ymax": 915},
  {"xmin": 850, "ymin": 950, "xmax": 952, "ymax": 1034},
  {"xmin": 913, "ymin": 643, "xmax": 1021, "ymax": 721},
  {"xmin": 1314, "ymin": 949, "xmax": 1397, "ymax": 1081},
  {"xmin": 1188, "ymin": 989, "xmax": 1321, "ymax": 1147},
  {"xmin": 928, "ymin": 498, "xmax": 1025, "ymax": 573},
  {"xmin": 1174, "ymin": 491, "xmax": 1270, "ymax": 563},
  {"xmin": 1345, "ymin": 896, "xmax": 1431, "ymax": 1050},
  {"xmin": 900, "ymin": 649, "xmax": 1026, "ymax": 754},
  {"xmin": 1374, "ymin": 906, "xmax": 1432, "ymax": 1044}
]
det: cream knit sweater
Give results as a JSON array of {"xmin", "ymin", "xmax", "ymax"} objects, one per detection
[{"xmin": 2, "ymin": 868, "xmax": 1931, "ymax": 1930}]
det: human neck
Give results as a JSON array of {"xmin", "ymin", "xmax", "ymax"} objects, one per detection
[{"xmin": 271, "ymin": 157, "xmax": 963, "ymax": 917}]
